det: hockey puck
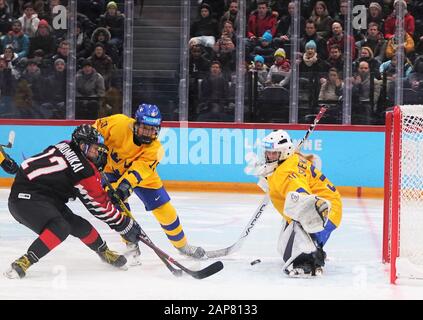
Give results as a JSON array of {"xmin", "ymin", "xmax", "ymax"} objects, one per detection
[{"xmin": 250, "ymin": 259, "xmax": 261, "ymax": 266}]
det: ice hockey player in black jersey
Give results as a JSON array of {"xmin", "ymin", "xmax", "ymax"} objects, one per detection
[{"xmin": 3, "ymin": 125, "xmax": 142, "ymax": 279}]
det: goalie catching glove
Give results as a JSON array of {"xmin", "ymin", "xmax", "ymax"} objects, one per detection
[{"xmin": 283, "ymin": 191, "xmax": 330, "ymax": 234}]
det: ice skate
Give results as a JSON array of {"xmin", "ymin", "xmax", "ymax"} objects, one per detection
[
  {"xmin": 4, "ymin": 254, "xmax": 33, "ymax": 279},
  {"xmin": 98, "ymin": 245, "xmax": 127, "ymax": 270}
]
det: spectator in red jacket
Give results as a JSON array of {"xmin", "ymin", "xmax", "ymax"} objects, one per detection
[
  {"xmin": 384, "ymin": 0, "xmax": 415, "ymax": 39},
  {"xmin": 247, "ymin": 0, "xmax": 277, "ymax": 40}
]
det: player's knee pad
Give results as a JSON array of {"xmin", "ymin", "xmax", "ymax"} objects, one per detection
[
  {"xmin": 277, "ymin": 221, "xmax": 317, "ymax": 268},
  {"xmin": 283, "ymin": 192, "xmax": 331, "ymax": 234}
]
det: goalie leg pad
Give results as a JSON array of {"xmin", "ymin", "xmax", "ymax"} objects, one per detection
[
  {"xmin": 283, "ymin": 192, "xmax": 331, "ymax": 234},
  {"xmin": 277, "ymin": 221, "xmax": 316, "ymax": 265},
  {"xmin": 277, "ymin": 221, "xmax": 325, "ymax": 277}
]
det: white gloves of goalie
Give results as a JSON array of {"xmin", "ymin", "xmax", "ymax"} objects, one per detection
[{"xmin": 283, "ymin": 191, "xmax": 330, "ymax": 234}]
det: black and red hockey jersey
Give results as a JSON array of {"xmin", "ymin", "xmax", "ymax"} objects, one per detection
[{"xmin": 10, "ymin": 141, "xmax": 127, "ymax": 231}]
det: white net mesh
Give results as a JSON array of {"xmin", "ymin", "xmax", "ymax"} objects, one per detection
[{"xmin": 399, "ymin": 105, "xmax": 423, "ymax": 266}]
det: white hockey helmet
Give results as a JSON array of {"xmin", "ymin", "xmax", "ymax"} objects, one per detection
[{"xmin": 262, "ymin": 130, "xmax": 294, "ymax": 163}]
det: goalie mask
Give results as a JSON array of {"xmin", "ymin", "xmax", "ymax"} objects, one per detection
[{"xmin": 263, "ymin": 130, "xmax": 294, "ymax": 165}]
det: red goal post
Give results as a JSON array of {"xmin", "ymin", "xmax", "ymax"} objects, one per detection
[{"xmin": 384, "ymin": 105, "xmax": 423, "ymax": 284}]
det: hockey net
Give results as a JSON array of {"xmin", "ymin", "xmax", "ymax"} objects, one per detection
[{"xmin": 383, "ymin": 105, "xmax": 423, "ymax": 284}]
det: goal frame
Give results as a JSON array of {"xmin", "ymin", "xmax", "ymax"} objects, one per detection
[{"xmin": 383, "ymin": 105, "xmax": 423, "ymax": 284}]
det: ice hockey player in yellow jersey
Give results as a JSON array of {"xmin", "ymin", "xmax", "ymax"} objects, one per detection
[
  {"xmin": 93, "ymin": 103, "xmax": 206, "ymax": 259},
  {"xmin": 259, "ymin": 130, "xmax": 342, "ymax": 277}
]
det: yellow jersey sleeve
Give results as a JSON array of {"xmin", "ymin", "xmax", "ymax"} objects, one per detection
[
  {"xmin": 0, "ymin": 150, "xmax": 5, "ymax": 164},
  {"xmin": 268, "ymin": 154, "xmax": 342, "ymax": 227},
  {"xmin": 94, "ymin": 114, "xmax": 164, "ymax": 189}
]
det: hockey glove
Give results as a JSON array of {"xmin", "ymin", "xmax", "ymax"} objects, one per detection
[
  {"xmin": 117, "ymin": 217, "xmax": 141, "ymax": 244},
  {"xmin": 1, "ymin": 158, "xmax": 18, "ymax": 175},
  {"xmin": 107, "ymin": 180, "xmax": 132, "ymax": 208}
]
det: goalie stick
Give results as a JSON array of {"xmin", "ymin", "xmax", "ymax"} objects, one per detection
[
  {"xmin": 101, "ymin": 172, "xmax": 224, "ymax": 279},
  {"xmin": 205, "ymin": 106, "xmax": 328, "ymax": 259}
]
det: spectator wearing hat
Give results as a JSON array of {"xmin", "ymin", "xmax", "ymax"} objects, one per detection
[
  {"xmin": 190, "ymin": 3, "xmax": 220, "ymax": 48},
  {"xmin": 1, "ymin": 20, "xmax": 29, "ymax": 59},
  {"xmin": 87, "ymin": 42, "xmax": 114, "ymax": 89},
  {"xmin": 300, "ymin": 19, "xmax": 328, "ymax": 60},
  {"xmin": 18, "ymin": 3, "xmax": 39, "ymax": 37},
  {"xmin": 0, "ymin": 0, "xmax": 12, "ymax": 37},
  {"xmin": 91, "ymin": 27, "xmax": 119, "ymax": 65},
  {"xmin": 249, "ymin": 54, "xmax": 269, "ymax": 90},
  {"xmin": 99, "ymin": 2, "xmax": 125, "ymax": 51},
  {"xmin": 250, "ymin": 30, "xmax": 275, "ymax": 67},
  {"xmin": 28, "ymin": 19, "xmax": 55, "ymax": 59},
  {"xmin": 76, "ymin": 59, "xmax": 106, "ymax": 120},
  {"xmin": 367, "ymin": 2, "xmax": 385, "ymax": 33},
  {"xmin": 201, "ymin": 0, "xmax": 226, "ymax": 20},
  {"xmin": 266, "ymin": 48, "xmax": 291, "ymax": 87},
  {"xmin": 384, "ymin": 0, "xmax": 415, "ymax": 39},
  {"xmin": 299, "ymin": 40, "xmax": 329, "ymax": 109}
]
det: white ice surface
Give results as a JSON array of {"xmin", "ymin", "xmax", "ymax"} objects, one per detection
[{"xmin": 0, "ymin": 189, "xmax": 422, "ymax": 300}]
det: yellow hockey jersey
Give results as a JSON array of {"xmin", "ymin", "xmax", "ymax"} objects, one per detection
[
  {"xmin": 93, "ymin": 114, "xmax": 164, "ymax": 189},
  {"xmin": 267, "ymin": 153, "xmax": 342, "ymax": 227}
]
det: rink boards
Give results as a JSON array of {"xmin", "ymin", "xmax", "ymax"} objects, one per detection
[{"xmin": 0, "ymin": 120, "xmax": 385, "ymax": 194}]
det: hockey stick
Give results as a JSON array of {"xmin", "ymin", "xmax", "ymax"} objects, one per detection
[
  {"xmin": 100, "ymin": 172, "xmax": 183, "ymax": 277},
  {"xmin": 0, "ymin": 131, "xmax": 16, "ymax": 166},
  {"xmin": 101, "ymin": 172, "xmax": 224, "ymax": 279},
  {"xmin": 0, "ymin": 131, "xmax": 15, "ymax": 155},
  {"xmin": 205, "ymin": 106, "xmax": 328, "ymax": 259},
  {"xmin": 0, "ymin": 131, "xmax": 15, "ymax": 149}
]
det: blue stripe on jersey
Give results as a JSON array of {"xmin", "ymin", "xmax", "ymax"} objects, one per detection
[
  {"xmin": 129, "ymin": 170, "xmax": 142, "ymax": 183},
  {"xmin": 161, "ymin": 217, "xmax": 181, "ymax": 231},
  {"xmin": 310, "ymin": 165, "xmax": 317, "ymax": 178},
  {"xmin": 167, "ymin": 230, "xmax": 185, "ymax": 242},
  {"xmin": 319, "ymin": 174, "xmax": 326, "ymax": 181},
  {"xmin": 296, "ymin": 188, "xmax": 310, "ymax": 194},
  {"xmin": 327, "ymin": 183, "xmax": 337, "ymax": 192},
  {"xmin": 311, "ymin": 220, "xmax": 337, "ymax": 247}
]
